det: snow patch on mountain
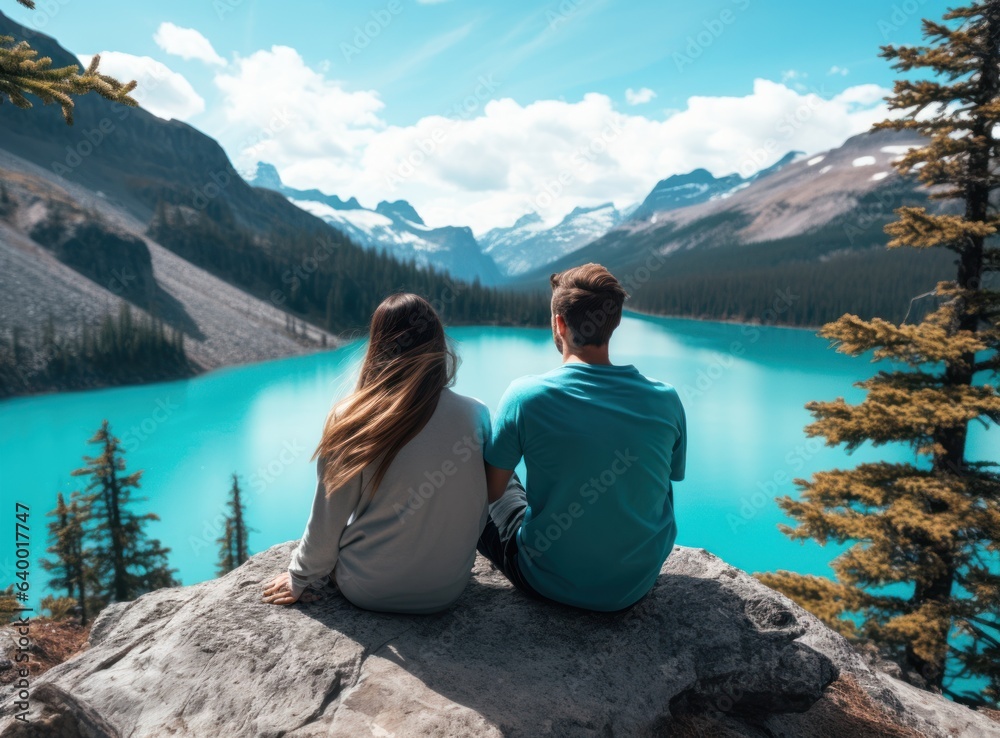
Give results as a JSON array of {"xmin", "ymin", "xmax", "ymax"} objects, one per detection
[
  {"xmin": 251, "ymin": 163, "xmax": 499, "ymax": 283},
  {"xmin": 481, "ymin": 203, "xmax": 624, "ymax": 277},
  {"xmin": 289, "ymin": 199, "xmax": 444, "ymax": 252},
  {"xmin": 630, "ymin": 150, "xmax": 802, "ymax": 222}
]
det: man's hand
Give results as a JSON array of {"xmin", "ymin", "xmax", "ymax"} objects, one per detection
[
  {"xmin": 486, "ymin": 462, "xmax": 514, "ymax": 504},
  {"xmin": 262, "ymin": 571, "xmax": 315, "ymax": 605}
]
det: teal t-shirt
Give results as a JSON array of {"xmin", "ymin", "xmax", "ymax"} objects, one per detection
[{"xmin": 486, "ymin": 362, "xmax": 686, "ymax": 611}]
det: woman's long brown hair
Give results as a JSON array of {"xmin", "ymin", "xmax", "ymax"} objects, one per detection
[{"xmin": 313, "ymin": 293, "xmax": 456, "ymax": 496}]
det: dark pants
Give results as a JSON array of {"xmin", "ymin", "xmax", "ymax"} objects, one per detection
[
  {"xmin": 476, "ymin": 474, "xmax": 646, "ymax": 614},
  {"xmin": 476, "ymin": 475, "xmax": 547, "ymax": 600}
]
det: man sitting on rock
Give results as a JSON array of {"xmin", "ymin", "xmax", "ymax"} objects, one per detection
[{"xmin": 478, "ymin": 263, "xmax": 687, "ymax": 612}]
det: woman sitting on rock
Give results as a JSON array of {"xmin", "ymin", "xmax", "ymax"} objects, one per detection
[{"xmin": 262, "ymin": 293, "xmax": 490, "ymax": 613}]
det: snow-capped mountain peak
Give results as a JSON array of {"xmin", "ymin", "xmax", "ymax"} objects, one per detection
[
  {"xmin": 481, "ymin": 202, "xmax": 625, "ymax": 278},
  {"xmin": 630, "ymin": 151, "xmax": 802, "ymax": 221},
  {"xmin": 512, "ymin": 211, "xmax": 545, "ymax": 229},
  {"xmin": 250, "ymin": 162, "xmax": 284, "ymax": 192},
  {"xmin": 375, "ymin": 200, "xmax": 425, "ymax": 226},
  {"xmin": 248, "ymin": 162, "xmax": 362, "ymax": 212},
  {"xmin": 249, "ymin": 162, "xmax": 498, "ymax": 283}
]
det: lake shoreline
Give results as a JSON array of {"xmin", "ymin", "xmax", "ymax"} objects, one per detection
[
  {"xmin": 0, "ymin": 311, "xmax": 825, "ymax": 402},
  {"xmin": 0, "ymin": 362, "xmax": 202, "ymax": 402},
  {"xmin": 623, "ymin": 308, "xmax": 825, "ymax": 333}
]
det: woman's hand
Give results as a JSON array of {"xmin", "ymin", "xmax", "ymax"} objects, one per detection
[{"xmin": 262, "ymin": 571, "xmax": 312, "ymax": 605}]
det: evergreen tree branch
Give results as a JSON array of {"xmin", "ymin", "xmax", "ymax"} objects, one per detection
[{"xmin": 0, "ymin": 2, "xmax": 138, "ymax": 124}]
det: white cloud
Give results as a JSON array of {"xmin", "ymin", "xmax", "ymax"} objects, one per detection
[
  {"xmin": 780, "ymin": 69, "xmax": 810, "ymax": 92},
  {"xmin": 154, "ymin": 22, "xmax": 226, "ymax": 66},
  {"xmin": 80, "ymin": 52, "xmax": 205, "ymax": 120},
  {"xmin": 211, "ymin": 55, "xmax": 893, "ymax": 233},
  {"xmin": 829, "ymin": 65, "xmax": 850, "ymax": 76},
  {"xmin": 625, "ymin": 87, "xmax": 657, "ymax": 106},
  {"xmin": 833, "ymin": 83, "xmax": 886, "ymax": 107},
  {"xmin": 214, "ymin": 45, "xmax": 384, "ymax": 174}
]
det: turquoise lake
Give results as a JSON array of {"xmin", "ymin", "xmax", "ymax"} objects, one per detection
[{"xmin": 1, "ymin": 312, "xmax": 996, "ymax": 612}]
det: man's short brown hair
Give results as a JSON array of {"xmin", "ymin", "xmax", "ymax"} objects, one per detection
[{"xmin": 549, "ymin": 263, "xmax": 629, "ymax": 347}]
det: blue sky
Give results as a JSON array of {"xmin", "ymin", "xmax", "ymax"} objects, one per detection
[{"xmin": 8, "ymin": 0, "xmax": 953, "ymax": 231}]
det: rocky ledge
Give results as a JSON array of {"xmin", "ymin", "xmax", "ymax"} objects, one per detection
[{"xmin": 1, "ymin": 544, "xmax": 997, "ymax": 737}]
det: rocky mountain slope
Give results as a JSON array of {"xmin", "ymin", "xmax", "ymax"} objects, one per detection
[
  {"xmin": 249, "ymin": 163, "xmax": 501, "ymax": 285},
  {"xmin": 0, "ymin": 150, "xmax": 334, "ymax": 377},
  {"xmin": 2, "ymin": 543, "xmax": 997, "ymax": 737},
  {"xmin": 542, "ymin": 129, "xmax": 929, "ymax": 272},
  {"xmin": 629, "ymin": 150, "xmax": 802, "ymax": 222}
]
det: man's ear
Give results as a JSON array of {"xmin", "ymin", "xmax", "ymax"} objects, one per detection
[{"xmin": 554, "ymin": 314, "xmax": 576, "ymax": 348}]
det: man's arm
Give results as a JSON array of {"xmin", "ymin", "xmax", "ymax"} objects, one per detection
[
  {"xmin": 485, "ymin": 462, "xmax": 514, "ymax": 504},
  {"xmin": 484, "ymin": 381, "xmax": 525, "ymax": 503}
]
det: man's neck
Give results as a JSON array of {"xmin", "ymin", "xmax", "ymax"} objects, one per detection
[{"xmin": 562, "ymin": 345, "xmax": 612, "ymax": 366}]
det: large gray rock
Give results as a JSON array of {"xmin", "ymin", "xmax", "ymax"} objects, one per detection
[{"xmin": 1, "ymin": 544, "xmax": 997, "ymax": 737}]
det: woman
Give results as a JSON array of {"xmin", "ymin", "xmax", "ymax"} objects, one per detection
[{"xmin": 262, "ymin": 293, "xmax": 490, "ymax": 614}]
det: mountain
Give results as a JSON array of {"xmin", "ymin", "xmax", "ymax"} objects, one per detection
[
  {"xmin": 375, "ymin": 199, "xmax": 424, "ymax": 224},
  {"xmin": 561, "ymin": 129, "xmax": 929, "ymax": 261},
  {"xmin": 630, "ymin": 150, "xmax": 803, "ymax": 221},
  {"xmin": 0, "ymin": 6, "xmax": 339, "ymax": 379},
  {"xmin": 481, "ymin": 203, "xmax": 625, "ymax": 278},
  {"xmin": 248, "ymin": 163, "xmax": 501, "ymax": 284},
  {"xmin": 480, "ymin": 154, "xmax": 798, "ymax": 280},
  {"xmin": 251, "ymin": 163, "xmax": 362, "ymax": 211},
  {"xmin": 516, "ymin": 128, "xmax": 956, "ymax": 327},
  {"xmin": 0, "ymin": 11, "xmax": 546, "ymax": 396}
]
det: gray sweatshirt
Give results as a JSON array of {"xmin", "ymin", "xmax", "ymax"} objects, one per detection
[{"xmin": 287, "ymin": 389, "xmax": 491, "ymax": 614}]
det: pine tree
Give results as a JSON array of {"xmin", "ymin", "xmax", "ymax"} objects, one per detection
[
  {"xmin": 40, "ymin": 594, "xmax": 79, "ymax": 621},
  {"xmin": 216, "ymin": 518, "xmax": 235, "ymax": 577},
  {"xmin": 40, "ymin": 491, "xmax": 92, "ymax": 624},
  {"xmin": 71, "ymin": 420, "xmax": 178, "ymax": 605},
  {"xmin": 0, "ymin": 1, "xmax": 137, "ymax": 124},
  {"xmin": 0, "ymin": 585, "xmax": 18, "ymax": 623},
  {"xmin": 216, "ymin": 473, "xmax": 253, "ymax": 575},
  {"xmin": 759, "ymin": 2, "xmax": 1000, "ymax": 707}
]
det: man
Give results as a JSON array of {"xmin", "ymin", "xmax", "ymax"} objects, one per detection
[{"xmin": 478, "ymin": 263, "xmax": 686, "ymax": 612}]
